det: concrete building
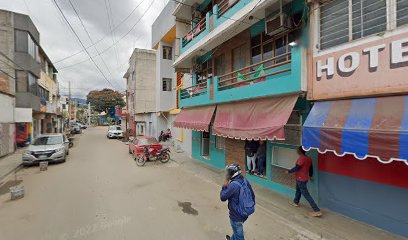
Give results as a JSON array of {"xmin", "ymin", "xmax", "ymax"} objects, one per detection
[
  {"xmin": 124, "ymin": 49, "xmax": 157, "ymax": 137},
  {"xmin": 0, "ymin": 10, "xmax": 42, "ymax": 155},
  {"xmin": 173, "ymin": 0, "xmax": 310, "ymax": 192},
  {"xmin": 35, "ymin": 47, "xmax": 62, "ymax": 135},
  {"xmin": 151, "ymin": 1, "xmax": 192, "ymax": 155},
  {"xmin": 301, "ymin": 0, "xmax": 408, "ymax": 237}
]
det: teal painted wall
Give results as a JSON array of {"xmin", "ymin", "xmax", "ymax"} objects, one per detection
[
  {"xmin": 179, "ymin": 46, "xmax": 303, "ymax": 108},
  {"xmin": 192, "ymin": 130, "xmax": 226, "ymax": 169}
]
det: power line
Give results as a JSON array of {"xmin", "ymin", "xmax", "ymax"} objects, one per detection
[
  {"xmin": 52, "ymin": 0, "xmax": 118, "ymax": 89},
  {"xmin": 54, "ymin": 0, "xmax": 147, "ymax": 64},
  {"xmin": 104, "ymin": 0, "xmax": 121, "ymax": 70},
  {"xmin": 67, "ymin": 0, "xmax": 122, "ymax": 88},
  {"xmin": 57, "ymin": 1, "xmax": 154, "ymax": 70}
]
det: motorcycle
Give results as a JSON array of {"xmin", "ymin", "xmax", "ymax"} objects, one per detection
[{"xmin": 135, "ymin": 146, "xmax": 171, "ymax": 166}]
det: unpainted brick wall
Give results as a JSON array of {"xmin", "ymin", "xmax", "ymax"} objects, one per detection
[{"xmin": 225, "ymin": 138, "xmax": 246, "ymax": 176}]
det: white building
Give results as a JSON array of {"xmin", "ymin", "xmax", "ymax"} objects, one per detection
[{"xmin": 151, "ymin": 1, "xmax": 192, "ymax": 156}]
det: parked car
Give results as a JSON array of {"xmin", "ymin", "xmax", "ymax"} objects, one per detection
[
  {"xmin": 107, "ymin": 125, "xmax": 123, "ymax": 139},
  {"xmin": 22, "ymin": 134, "xmax": 69, "ymax": 166},
  {"xmin": 129, "ymin": 136, "xmax": 162, "ymax": 156},
  {"xmin": 71, "ymin": 124, "xmax": 82, "ymax": 134},
  {"xmin": 77, "ymin": 123, "xmax": 87, "ymax": 129}
]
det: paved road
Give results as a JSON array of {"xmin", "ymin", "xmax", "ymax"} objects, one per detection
[{"xmin": 0, "ymin": 127, "xmax": 402, "ymax": 240}]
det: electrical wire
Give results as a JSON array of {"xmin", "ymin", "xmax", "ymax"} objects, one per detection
[
  {"xmin": 52, "ymin": 0, "xmax": 118, "ymax": 89},
  {"xmin": 67, "ymin": 0, "xmax": 123, "ymax": 89},
  {"xmin": 54, "ymin": 0, "xmax": 147, "ymax": 64}
]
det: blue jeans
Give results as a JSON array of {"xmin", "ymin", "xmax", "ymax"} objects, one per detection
[
  {"xmin": 230, "ymin": 219, "xmax": 244, "ymax": 240},
  {"xmin": 257, "ymin": 155, "xmax": 265, "ymax": 175},
  {"xmin": 294, "ymin": 180, "xmax": 320, "ymax": 212}
]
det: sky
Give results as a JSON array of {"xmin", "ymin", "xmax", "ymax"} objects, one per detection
[{"xmin": 0, "ymin": 0, "xmax": 169, "ymax": 98}]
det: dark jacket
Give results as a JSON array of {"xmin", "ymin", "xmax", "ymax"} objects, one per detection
[
  {"xmin": 245, "ymin": 141, "xmax": 259, "ymax": 157},
  {"xmin": 220, "ymin": 175, "xmax": 255, "ymax": 222},
  {"xmin": 256, "ymin": 144, "xmax": 266, "ymax": 159}
]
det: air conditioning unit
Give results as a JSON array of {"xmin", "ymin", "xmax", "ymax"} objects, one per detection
[{"xmin": 265, "ymin": 0, "xmax": 292, "ymax": 36}]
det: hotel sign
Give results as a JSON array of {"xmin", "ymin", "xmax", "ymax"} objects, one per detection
[{"xmin": 309, "ymin": 32, "xmax": 408, "ymax": 100}]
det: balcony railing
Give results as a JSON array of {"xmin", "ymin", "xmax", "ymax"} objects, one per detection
[
  {"xmin": 182, "ymin": 16, "xmax": 208, "ymax": 48},
  {"xmin": 218, "ymin": 0, "xmax": 240, "ymax": 17},
  {"xmin": 217, "ymin": 52, "xmax": 292, "ymax": 91},
  {"xmin": 180, "ymin": 81, "xmax": 208, "ymax": 99}
]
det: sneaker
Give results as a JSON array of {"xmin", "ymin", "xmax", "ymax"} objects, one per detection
[
  {"xmin": 290, "ymin": 202, "xmax": 299, "ymax": 207},
  {"xmin": 226, "ymin": 235, "xmax": 231, "ymax": 240},
  {"xmin": 310, "ymin": 211, "xmax": 322, "ymax": 217}
]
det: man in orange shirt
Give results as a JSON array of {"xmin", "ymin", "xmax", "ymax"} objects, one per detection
[{"xmin": 287, "ymin": 147, "xmax": 322, "ymax": 217}]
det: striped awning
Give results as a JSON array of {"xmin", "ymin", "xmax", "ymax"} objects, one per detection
[
  {"xmin": 303, "ymin": 96, "xmax": 408, "ymax": 165},
  {"xmin": 173, "ymin": 105, "xmax": 216, "ymax": 131}
]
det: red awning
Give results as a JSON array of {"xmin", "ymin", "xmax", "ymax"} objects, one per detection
[
  {"xmin": 173, "ymin": 105, "xmax": 216, "ymax": 131},
  {"xmin": 212, "ymin": 95, "xmax": 298, "ymax": 140}
]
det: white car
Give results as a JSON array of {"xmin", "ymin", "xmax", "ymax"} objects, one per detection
[
  {"xmin": 22, "ymin": 134, "xmax": 69, "ymax": 166},
  {"xmin": 107, "ymin": 126, "xmax": 124, "ymax": 139}
]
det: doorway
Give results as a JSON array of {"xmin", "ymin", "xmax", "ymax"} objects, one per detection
[{"xmin": 201, "ymin": 131, "xmax": 210, "ymax": 156}]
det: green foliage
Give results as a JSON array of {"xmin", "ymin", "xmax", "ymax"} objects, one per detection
[{"xmin": 86, "ymin": 88, "xmax": 125, "ymax": 113}]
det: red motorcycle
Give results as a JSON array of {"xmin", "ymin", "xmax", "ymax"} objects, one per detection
[{"xmin": 135, "ymin": 146, "xmax": 171, "ymax": 166}]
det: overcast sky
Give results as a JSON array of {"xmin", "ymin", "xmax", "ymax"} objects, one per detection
[{"xmin": 0, "ymin": 0, "xmax": 169, "ymax": 98}]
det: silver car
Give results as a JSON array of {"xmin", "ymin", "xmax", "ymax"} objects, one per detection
[{"xmin": 22, "ymin": 134, "xmax": 70, "ymax": 166}]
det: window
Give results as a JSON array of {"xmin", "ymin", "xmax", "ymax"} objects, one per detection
[
  {"xmin": 28, "ymin": 73, "xmax": 37, "ymax": 95},
  {"xmin": 397, "ymin": 0, "xmax": 408, "ymax": 27},
  {"xmin": 232, "ymin": 44, "xmax": 247, "ymax": 71},
  {"xmin": 38, "ymin": 86, "xmax": 49, "ymax": 102},
  {"xmin": 215, "ymin": 136, "xmax": 225, "ymax": 150},
  {"xmin": 215, "ymin": 54, "xmax": 226, "ymax": 76},
  {"xmin": 162, "ymin": 46, "xmax": 172, "ymax": 60},
  {"xmin": 272, "ymin": 147, "xmax": 298, "ymax": 169},
  {"xmin": 15, "ymin": 30, "xmax": 39, "ymax": 61},
  {"xmin": 352, "ymin": 0, "xmax": 386, "ymax": 40},
  {"xmin": 319, "ymin": 0, "xmax": 401, "ymax": 50},
  {"xmin": 162, "ymin": 78, "xmax": 172, "ymax": 91},
  {"xmin": 250, "ymin": 32, "xmax": 292, "ymax": 67},
  {"xmin": 197, "ymin": 59, "xmax": 212, "ymax": 84},
  {"xmin": 201, "ymin": 131, "xmax": 210, "ymax": 156}
]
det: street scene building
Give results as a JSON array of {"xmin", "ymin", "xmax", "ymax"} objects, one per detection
[
  {"xmin": 302, "ymin": 0, "xmax": 408, "ymax": 236},
  {"xmin": 0, "ymin": 1, "xmax": 407, "ymax": 239}
]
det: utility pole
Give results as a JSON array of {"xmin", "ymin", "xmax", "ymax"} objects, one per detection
[
  {"xmin": 68, "ymin": 80, "xmax": 71, "ymax": 123},
  {"xmin": 87, "ymin": 102, "xmax": 91, "ymax": 126}
]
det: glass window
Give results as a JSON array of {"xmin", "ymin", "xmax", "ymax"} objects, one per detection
[
  {"xmin": 33, "ymin": 136, "xmax": 63, "ymax": 145},
  {"xmin": 232, "ymin": 44, "xmax": 247, "ymax": 71},
  {"xmin": 251, "ymin": 46, "xmax": 261, "ymax": 65},
  {"xmin": 215, "ymin": 136, "xmax": 225, "ymax": 150},
  {"xmin": 320, "ymin": 0, "xmax": 388, "ymax": 49},
  {"xmin": 28, "ymin": 73, "xmax": 37, "ymax": 95},
  {"xmin": 352, "ymin": 0, "xmax": 386, "ymax": 40},
  {"xmin": 162, "ymin": 78, "xmax": 172, "ymax": 91},
  {"xmin": 15, "ymin": 30, "xmax": 28, "ymax": 52},
  {"xmin": 320, "ymin": 0, "xmax": 349, "ymax": 50},
  {"xmin": 275, "ymin": 36, "xmax": 288, "ymax": 64},
  {"xmin": 215, "ymin": 54, "xmax": 226, "ymax": 76},
  {"xmin": 162, "ymin": 46, "xmax": 172, "ymax": 60},
  {"xmin": 272, "ymin": 146, "xmax": 298, "ymax": 169},
  {"xmin": 397, "ymin": 0, "xmax": 408, "ymax": 27}
]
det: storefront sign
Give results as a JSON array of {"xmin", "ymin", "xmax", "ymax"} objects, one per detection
[{"xmin": 309, "ymin": 32, "xmax": 408, "ymax": 100}]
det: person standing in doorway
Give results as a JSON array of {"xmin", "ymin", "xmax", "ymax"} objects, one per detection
[
  {"xmin": 256, "ymin": 141, "xmax": 266, "ymax": 177},
  {"xmin": 221, "ymin": 163, "xmax": 255, "ymax": 240},
  {"xmin": 287, "ymin": 146, "xmax": 322, "ymax": 217},
  {"xmin": 245, "ymin": 140, "xmax": 259, "ymax": 175}
]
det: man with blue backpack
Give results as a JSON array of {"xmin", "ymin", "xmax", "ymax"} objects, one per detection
[{"xmin": 220, "ymin": 163, "xmax": 256, "ymax": 240}]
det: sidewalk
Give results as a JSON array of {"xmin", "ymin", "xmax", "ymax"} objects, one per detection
[
  {"xmin": 169, "ymin": 147, "xmax": 405, "ymax": 240},
  {"xmin": 0, "ymin": 148, "xmax": 25, "ymax": 182}
]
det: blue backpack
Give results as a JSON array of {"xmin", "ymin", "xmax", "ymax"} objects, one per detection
[{"xmin": 232, "ymin": 179, "xmax": 255, "ymax": 218}]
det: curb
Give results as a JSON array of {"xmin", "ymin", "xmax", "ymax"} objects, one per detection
[{"xmin": 0, "ymin": 163, "xmax": 23, "ymax": 184}]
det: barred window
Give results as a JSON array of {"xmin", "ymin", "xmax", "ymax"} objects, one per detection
[
  {"xmin": 397, "ymin": 0, "xmax": 408, "ymax": 27},
  {"xmin": 320, "ymin": 0, "xmax": 389, "ymax": 50},
  {"xmin": 162, "ymin": 78, "xmax": 172, "ymax": 91}
]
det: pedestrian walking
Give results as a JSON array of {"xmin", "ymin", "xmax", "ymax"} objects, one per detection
[
  {"xmin": 287, "ymin": 147, "xmax": 322, "ymax": 217},
  {"xmin": 220, "ymin": 163, "xmax": 256, "ymax": 240}
]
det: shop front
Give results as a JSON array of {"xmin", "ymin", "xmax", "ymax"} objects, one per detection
[
  {"xmin": 175, "ymin": 95, "xmax": 316, "ymax": 197},
  {"xmin": 305, "ymin": 29, "xmax": 408, "ymax": 237}
]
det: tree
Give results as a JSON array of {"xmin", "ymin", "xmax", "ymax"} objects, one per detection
[{"xmin": 86, "ymin": 88, "xmax": 125, "ymax": 113}]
